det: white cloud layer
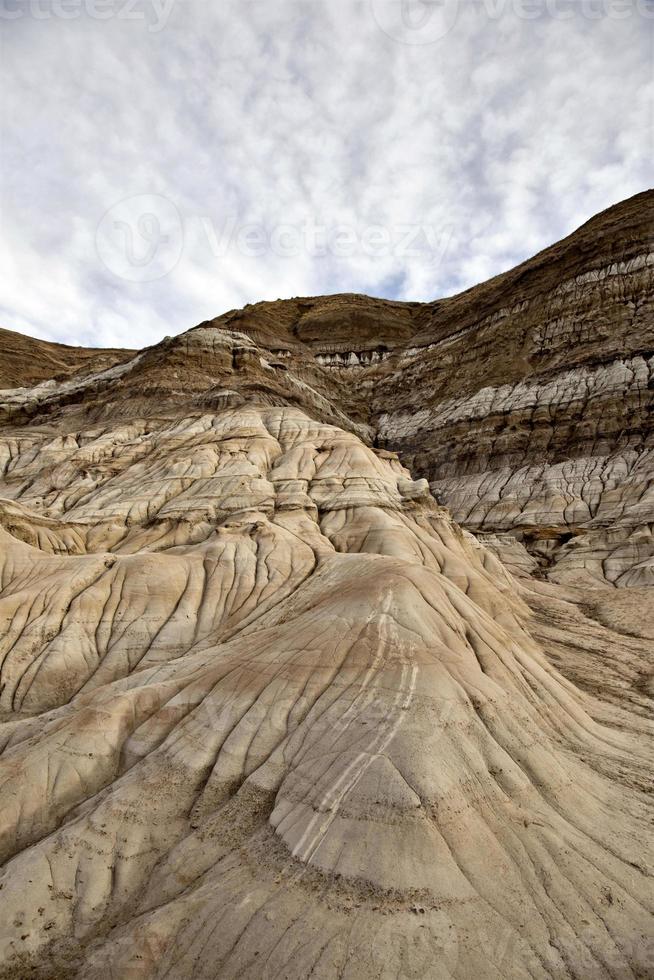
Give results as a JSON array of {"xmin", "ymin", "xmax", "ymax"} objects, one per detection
[{"xmin": 0, "ymin": 0, "xmax": 652, "ymax": 349}]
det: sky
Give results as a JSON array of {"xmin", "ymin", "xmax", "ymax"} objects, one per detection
[{"xmin": 0, "ymin": 0, "xmax": 652, "ymax": 350}]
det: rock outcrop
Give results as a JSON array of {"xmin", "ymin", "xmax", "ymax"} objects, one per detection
[
  {"xmin": 6, "ymin": 193, "xmax": 652, "ymax": 584},
  {"xmin": 374, "ymin": 191, "xmax": 654, "ymax": 586},
  {"xmin": 0, "ymin": 190, "xmax": 652, "ymax": 979},
  {"xmin": 0, "ymin": 326, "xmax": 134, "ymax": 391}
]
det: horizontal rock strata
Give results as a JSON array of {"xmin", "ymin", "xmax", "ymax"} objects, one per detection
[{"xmin": 0, "ymin": 191, "xmax": 653, "ymax": 978}]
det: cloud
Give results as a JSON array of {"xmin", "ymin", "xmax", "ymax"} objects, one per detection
[{"xmin": 0, "ymin": 0, "xmax": 652, "ymax": 349}]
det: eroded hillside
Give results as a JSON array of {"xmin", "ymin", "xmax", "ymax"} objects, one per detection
[{"xmin": 0, "ymin": 191, "xmax": 652, "ymax": 979}]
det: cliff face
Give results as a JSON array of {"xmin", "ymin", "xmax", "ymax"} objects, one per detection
[
  {"xmin": 0, "ymin": 192, "xmax": 652, "ymax": 979},
  {"xmin": 375, "ymin": 190, "xmax": 654, "ymax": 587}
]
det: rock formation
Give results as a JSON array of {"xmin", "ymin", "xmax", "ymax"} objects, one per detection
[
  {"xmin": 0, "ymin": 191, "xmax": 652, "ymax": 978},
  {"xmin": 0, "ymin": 326, "xmax": 134, "ymax": 391}
]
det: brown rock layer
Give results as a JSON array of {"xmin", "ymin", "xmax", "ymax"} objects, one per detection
[{"xmin": 0, "ymin": 326, "xmax": 134, "ymax": 390}]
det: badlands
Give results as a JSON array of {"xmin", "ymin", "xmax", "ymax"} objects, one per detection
[{"xmin": 0, "ymin": 190, "xmax": 652, "ymax": 978}]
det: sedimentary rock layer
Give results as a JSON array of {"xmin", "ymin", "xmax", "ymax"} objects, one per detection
[
  {"xmin": 0, "ymin": 326, "xmax": 134, "ymax": 390},
  {"xmin": 0, "ymin": 191, "xmax": 652, "ymax": 978},
  {"xmin": 0, "ymin": 407, "xmax": 652, "ymax": 978},
  {"xmin": 6, "ymin": 192, "xmax": 652, "ymax": 582}
]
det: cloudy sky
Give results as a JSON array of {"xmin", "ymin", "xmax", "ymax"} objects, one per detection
[{"xmin": 0, "ymin": 0, "xmax": 652, "ymax": 350}]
